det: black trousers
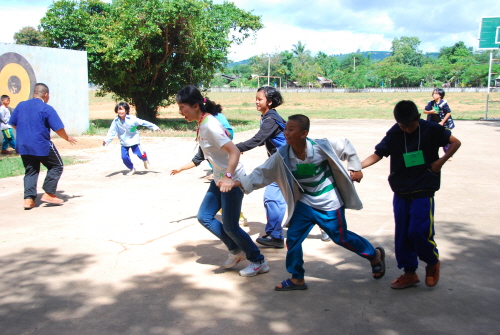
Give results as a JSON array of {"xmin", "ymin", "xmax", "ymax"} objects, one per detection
[{"xmin": 21, "ymin": 142, "xmax": 64, "ymax": 200}]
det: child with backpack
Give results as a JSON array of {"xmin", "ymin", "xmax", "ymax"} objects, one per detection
[
  {"xmin": 235, "ymin": 87, "xmax": 288, "ymax": 248},
  {"xmin": 423, "ymin": 88, "xmax": 455, "ymax": 154}
]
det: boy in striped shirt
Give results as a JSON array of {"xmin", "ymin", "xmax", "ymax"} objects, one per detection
[{"xmin": 232, "ymin": 114, "xmax": 384, "ymax": 291}]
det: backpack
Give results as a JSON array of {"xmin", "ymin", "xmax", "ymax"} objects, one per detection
[{"xmin": 268, "ymin": 118, "xmax": 286, "ymax": 148}]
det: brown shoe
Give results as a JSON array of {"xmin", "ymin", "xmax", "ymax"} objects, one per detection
[
  {"xmin": 40, "ymin": 193, "xmax": 64, "ymax": 205},
  {"xmin": 1, "ymin": 150, "xmax": 13, "ymax": 154},
  {"xmin": 23, "ymin": 198, "xmax": 35, "ymax": 210},
  {"xmin": 391, "ymin": 273, "xmax": 420, "ymax": 289},
  {"xmin": 425, "ymin": 261, "xmax": 441, "ymax": 287}
]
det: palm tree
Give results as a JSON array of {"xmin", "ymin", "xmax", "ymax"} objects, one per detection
[{"xmin": 292, "ymin": 41, "xmax": 310, "ymax": 65}]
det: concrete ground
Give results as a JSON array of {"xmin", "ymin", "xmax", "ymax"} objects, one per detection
[{"xmin": 0, "ymin": 119, "xmax": 499, "ymax": 335}]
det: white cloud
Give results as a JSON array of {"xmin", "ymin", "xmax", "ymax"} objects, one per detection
[
  {"xmin": 0, "ymin": 6, "xmax": 48, "ymax": 43},
  {"xmin": 2, "ymin": 0, "xmax": 500, "ymax": 61}
]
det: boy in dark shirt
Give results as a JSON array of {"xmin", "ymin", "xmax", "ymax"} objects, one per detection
[{"xmin": 361, "ymin": 100, "xmax": 461, "ymax": 289}]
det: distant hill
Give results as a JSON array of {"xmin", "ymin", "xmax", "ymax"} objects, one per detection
[
  {"xmin": 226, "ymin": 59, "xmax": 249, "ymax": 68},
  {"xmin": 333, "ymin": 51, "xmax": 391, "ymax": 61},
  {"xmin": 227, "ymin": 51, "xmax": 440, "ymax": 67}
]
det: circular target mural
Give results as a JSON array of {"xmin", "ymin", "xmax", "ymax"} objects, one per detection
[{"xmin": 0, "ymin": 52, "xmax": 37, "ymax": 108}]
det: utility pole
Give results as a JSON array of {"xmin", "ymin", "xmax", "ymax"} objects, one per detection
[
  {"xmin": 353, "ymin": 57, "xmax": 356, "ymax": 72},
  {"xmin": 268, "ymin": 54, "xmax": 271, "ymax": 86}
]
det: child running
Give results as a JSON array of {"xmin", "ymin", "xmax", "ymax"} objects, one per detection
[
  {"xmin": 362, "ymin": 100, "xmax": 461, "ymax": 289},
  {"xmin": 172, "ymin": 85, "xmax": 269, "ymax": 277},
  {"xmin": 234, "ymin": 86, "xmax": 288, "ymax": 247},
  {"xmin": 102, "ymin": 102, "xmax": 159, "ymax": 175},
  {"xmin": 232, "ymin": 114, "xmax": 385, "ymax": 290}
]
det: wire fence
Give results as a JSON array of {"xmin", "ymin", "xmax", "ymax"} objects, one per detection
[{"xmin": 208, "ymin": 87, "xmax": 500, "ymax": 93}]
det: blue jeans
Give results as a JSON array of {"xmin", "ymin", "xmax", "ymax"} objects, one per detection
[
  {"xmin": 121, "ymin": 144, "xmax": 146, "ymax": 169},
  {"xmin": 197, "ymin": 180, "xmax": 264, "ymax": 263},
  {"xmin": 263, "ymin": 182, "xmax": 286, "ymax": 239},
  {"xmin": 286, "ymin": 201, "xmax": 376, "ymax": 279}
]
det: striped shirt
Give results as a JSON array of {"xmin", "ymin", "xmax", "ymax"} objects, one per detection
[{"xmin": 289, "ymin": 139, "xmax": 343, "ymax": 211}]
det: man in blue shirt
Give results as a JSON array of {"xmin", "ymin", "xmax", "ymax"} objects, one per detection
[{"xmin": 9, "ymin": 83, "xmax": 77, "ymax": 209}]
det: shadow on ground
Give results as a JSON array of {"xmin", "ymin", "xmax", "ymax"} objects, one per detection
[{"xmin": 1, "ymin": 219, "xmax": 498, "ymax": 335}]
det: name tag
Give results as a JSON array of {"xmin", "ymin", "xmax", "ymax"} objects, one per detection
[
  {"xmin": 403, "ymin": 150, "xmax": 424, "ymax": 167},
  {"xmin": 296, "ymin": 163, "xmax": 316, "ymax": 176}
]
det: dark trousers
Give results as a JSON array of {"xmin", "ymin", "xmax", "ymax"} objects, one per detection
[
  {"xmin": 393, "ymin": 195, "xmax": 439, "ymax": 273},
  {"xmin": 21, "ymin": 142, "xmax": 64, "ymax": 200}
]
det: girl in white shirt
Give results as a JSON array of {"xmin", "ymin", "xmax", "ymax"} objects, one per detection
[{"xmin": 173, "ymin": 85, "xmax": 268, "ymax": 277}]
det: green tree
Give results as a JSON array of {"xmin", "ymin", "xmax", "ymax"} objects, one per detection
[
  {"xmin": 294, "ymin": 60, "xmax": 321, "ymax": 87},
  {"xmin": 13, "ymin": 26, "xmax": 46, "ymax": 46},
  {"xmin": 391, "ymin": 36, "xmax": 424, "ymax": 67},
  {"xmin": 315, "ymin": 51, "xmax": 338, "ymax": 78},
  {"xmin": 292, "ymin": 41, "xmax": 311, "ymax": 65},
  {"xmin": 339, "ymin": 53, "xmax": 367, "ymax": 73},
  {"xmin": 40, "ymin": 0, "xmax": 262, "ymax": 121},
  {"xmin": 438, "ymin": 41, "xmax": 473, "ymax": 64},
  {"xmin": 277, "ymin": 50, "xmax": 295, "ymax": 86}
]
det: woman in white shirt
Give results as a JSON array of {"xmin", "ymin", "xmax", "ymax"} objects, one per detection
[{"xmin": 172, "ymin": 85, "xmax": 269, "ymax": 277}]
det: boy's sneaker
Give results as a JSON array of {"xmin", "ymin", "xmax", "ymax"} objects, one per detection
[
  {"xmin": 390, "ymin": 273, "xmax": 420, "ymax": 289},
  {"xmin": 425, "ymin": 260, "xmax": 441, "ymax": 287},
  {"xmin": 143, "ymin": 160, "xmax": 149, "ymax": 169},
  {"xmin": 223, "ymin": 250, "xmax": 246, "ymax": 269},
  {"xmin": 320, "ymin": 230, "xmax": 331, "ymax": 242},
  {"xmin": 126, "ymin": 168, "xmax": 136, "ymax": 176},
  {"xmin": 239, "ymin": 260, "xmax": 270, "ymax": 277},
  {"xmin": 256, "ymin": 235, "xmax": 284, "ymax": 248}
]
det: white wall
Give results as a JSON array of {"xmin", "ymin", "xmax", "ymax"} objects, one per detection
[{"xmin": 0, "ymin": 43, "xmax": 89, "ymax": 134}]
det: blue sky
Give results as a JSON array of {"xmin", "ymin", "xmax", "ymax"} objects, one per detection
[{"xmin": 1, "ymin": 0, "xmax": 500, "ymax": 61}]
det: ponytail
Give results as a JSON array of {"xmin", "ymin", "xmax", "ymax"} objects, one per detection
[{"xmin": 176, "ymin": 85, "xmax": 222, "ymax": 116}]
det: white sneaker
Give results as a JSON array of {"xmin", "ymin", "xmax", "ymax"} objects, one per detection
[
  {"xmin": 143, "ymin": 160, "xmax": 149, "ymax": 169},
  {"xmin": 223, "ymin": 250, "xmax": 246, "ymax": 268},
  {"xmin": 126, "ymin": 168, "xmax": 136, "ymax": 176},
  {"xmin": 239, "ymin": 260, "xmax": 270, "ymax": 277}
]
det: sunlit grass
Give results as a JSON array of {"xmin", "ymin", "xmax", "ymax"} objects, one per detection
[
  {"xmin": 87, "ymin": 90, "xmax": 496, "ymax": 136},
  {"xmin": 0, "ymin": 155, "xmax": 85, "ymax": 179}
]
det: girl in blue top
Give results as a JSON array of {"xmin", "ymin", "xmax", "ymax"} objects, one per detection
[{"xmin": 103, "ymin": 102, "xmax": 159, "ymax": 175}]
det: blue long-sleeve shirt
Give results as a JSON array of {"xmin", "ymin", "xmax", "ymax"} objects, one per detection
[{"xmin": 104, "ymin": 115, "xmax": 159, "ymax": 147}]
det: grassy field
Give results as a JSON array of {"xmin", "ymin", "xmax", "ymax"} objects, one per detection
[
  {"xmin": 87, "ymin": 90, "xmax": 494, "ymax": 137},
  {"xmin": 0, "ymin": 155, "xmax": 84, "ymax": 179}
]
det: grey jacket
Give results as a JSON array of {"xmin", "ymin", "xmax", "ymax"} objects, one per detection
[{"xmin": 240, "ymin": 137, "xmax": 363, "ymax": 226}]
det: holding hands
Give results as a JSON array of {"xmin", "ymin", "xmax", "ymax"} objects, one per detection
[{"xmin": 350, "ymin": 170, "xmax": 363, "ymax": 183}]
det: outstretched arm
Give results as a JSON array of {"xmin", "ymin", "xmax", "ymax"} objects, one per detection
[
  {"xmin": 170, "ymin": 160, "xmax": 196, "ymax": 175},
  {"xmin": 361, "ymin": 153, "xmax": 382, "ymax": 169},
  {"xmin": 55, "ymin": 128, "xmax": 77, "ymax": 145}
]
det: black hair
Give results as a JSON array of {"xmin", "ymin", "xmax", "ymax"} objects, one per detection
[
  {"xmin": 176, "ymin": 85, "xmax": 222, "ymax": 116},
  {"xmin": 34, "ymin": 83, "xmax": 49, "ymax": 94},
  {"xmin": 393, "ymin": 100, "xmax": 420, "ymax": 125},
  {"xmin": 288, "ymin": 114, "xmax": 310, "ymax": 131},
  {"xmin": 115, "ymin": 102, "xmax": 130, "ymax": 114},
  {"xmin": 257, "ymin": 86, "xmax": 283, "ymax": 109},
  {"xmin": 1, "ymin": 95, "xmax": 9, "ymax": 100},
  {"xmin": 433, "ymin": 88, "xmax": 445, "ymax": 99}
]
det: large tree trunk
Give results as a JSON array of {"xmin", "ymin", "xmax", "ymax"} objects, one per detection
[{"xmin": 133, "ymin": 99, "xmax": 158, "ymax": 122}]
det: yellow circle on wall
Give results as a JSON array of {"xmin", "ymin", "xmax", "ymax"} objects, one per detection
[
  {"xmin": 0, "ymin": 63, "xmax": 31, "ymax": 108},
  {"xmin": 0, "ymin": 52, "xmax": 37, "ymax": 109}
]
